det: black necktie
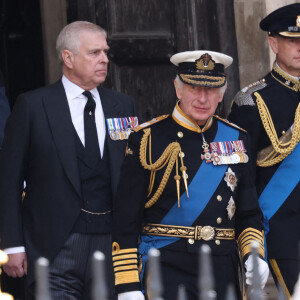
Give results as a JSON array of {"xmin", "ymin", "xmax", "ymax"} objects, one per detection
[{"xmin": 83, "ymin": 90, "xmax": 101, "ymax": 166}]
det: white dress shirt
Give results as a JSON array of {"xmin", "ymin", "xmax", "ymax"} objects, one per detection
[
  {"xmin": 4, "ymin": 75, "xmax": 106, "ymax": 254},
  {"xmin": 62, "ymin": 75, "xmax": 106, "ymax": 155}
]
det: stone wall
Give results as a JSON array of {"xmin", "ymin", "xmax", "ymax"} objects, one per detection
[
  {"xmin": 234, "ymin": 0, "xmax": 300, "ymax": 89},
  {"xmin": 39, "ymin": 0, "xmax": 67, "ymax": 84}
]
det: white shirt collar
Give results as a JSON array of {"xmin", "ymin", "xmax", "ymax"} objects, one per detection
[{"xmin": 61, "ymin": 75, "xmax": 99, "ymax": 100}]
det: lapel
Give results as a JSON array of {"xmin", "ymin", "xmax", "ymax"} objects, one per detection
[
  {"xmin": 98, "ymin": 86, "xmax": 124, "ymax": 147},
  {"xmin": 98, "ymin": 86, "xmax": 121, "ymax": 119},
  {"xmin": 42, "ymin": 80, "xmax": 81, "ymax": 197},
  {"xmin": 98, "ymin": 87, "xmax": 127, "ymax": 197}
]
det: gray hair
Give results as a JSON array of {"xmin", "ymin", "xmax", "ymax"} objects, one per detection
[
  {"xmin": 175, "ymin": 75, "xmax": 227, "ymax": 96},
  {"xmin": 56, "ymin": 21, "xmax": 107, "ymax": 63}
]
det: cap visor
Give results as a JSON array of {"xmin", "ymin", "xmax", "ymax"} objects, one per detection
[{"xmin": 278, "ymin": 31, "xmax": 300, "ymax": 38}]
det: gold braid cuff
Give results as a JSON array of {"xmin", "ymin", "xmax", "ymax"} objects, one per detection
[
  {"xmin": 237, "ymin": 228, "xmax": 265, "ymax": 260},
  {"xmin": 254, "ymin": 92, "xmax": 300, "ymax": 167},
  {"xmin": 139, "ymin": 128, "xmax": 188, "ymax": 208},
  {"xmin": 112, "ymin": 242, "xmax": 139, "ymax": 285}
]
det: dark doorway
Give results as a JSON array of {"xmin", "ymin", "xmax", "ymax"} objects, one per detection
[
  {"xmin": 0, "ymin": 0, "xmax": 45, "ymax": 108},
  {"xmin": 67, "ymin": 0, "xmax": 240, "ymax": 122}
]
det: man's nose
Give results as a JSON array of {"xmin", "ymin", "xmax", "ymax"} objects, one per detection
[
  {"xmin": 197, "ymin": 89, "xmax": 207, "ymax": 102},
  {"xmin": 100, "ymin": 51, "xmax": 109, "ymax": 63}
]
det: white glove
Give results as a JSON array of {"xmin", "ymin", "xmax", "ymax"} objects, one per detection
[
  {"xmin": 118, "ymin": 291, "xmax": 145, "ymax": 300},
  {"xmin": 244, "ymin": 254, "xmax": 269, "ymax": 289}
]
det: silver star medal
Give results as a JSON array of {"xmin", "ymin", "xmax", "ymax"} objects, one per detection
[
  {"xmin": 224, "ymin": 167, "xmax": 238, "ymax": 192},
  {"xmin": 226, "ymin": 196, "xmax": 236, "ymax": 220}
]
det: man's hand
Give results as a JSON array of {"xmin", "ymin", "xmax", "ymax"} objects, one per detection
[
  {"xmin": 244, "ymin": 254, "xmax": 269, "ymax": 289},
  {"xmin": 2, "ymin": 252, "xmax": 27, "ymax": 278},
  {"xmin": 118, "ymin": 291, "xmax": 145, "ymax": 300}
]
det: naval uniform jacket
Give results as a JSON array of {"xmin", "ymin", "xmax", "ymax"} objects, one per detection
[
  {"xmin": 112, "ymin": 104, "xmax": 264, "ymax": 294},
  {"xmin": 229, "ymin": 64, "xmax": 300, "ymax": 260},
  {"xmin": 0, "ymin": 79, "xmax": 136, "ymax": 284}
]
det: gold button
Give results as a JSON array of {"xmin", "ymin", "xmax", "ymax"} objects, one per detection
[
  {"xmin": 217, "ymin": 217, "xmax": 222, "ymax": 224},
  {"xmin": 282, "ymin": 130, "xmax": 286, "ymax": 135},
  {"xmin": 179, "ymin": 152, "xmax": 185, "ymax": 158},
  {"xmin": 217, "ymin": 195, "xmax": 222, "ymax": 202},
  {"xmin": 215, "ymin": 240, "xmax": 220, "ymax": 245},
  {"xmin": 188, "ymin": 238, "xmax": 195, "ymax": 244},
  {"xmin": 177, "ymin": 131, "xmax": 183, "ymax": 138}
]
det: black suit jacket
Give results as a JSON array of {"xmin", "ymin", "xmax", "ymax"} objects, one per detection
[
  {"xmin": 0, "ymin": 70, "xmax": 10, "ymax": 147},
  {"xmin": 0, "ymin": 79, "xmax": 136, "ymax": 281}
]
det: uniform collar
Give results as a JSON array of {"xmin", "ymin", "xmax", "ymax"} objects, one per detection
[
  {"xmin": 172, "ymin": 101, "xmax": 213, "ymax": 133},
  {"xmin": 271, "ymin": 62, "xmax": 300, "ymax": 92}
]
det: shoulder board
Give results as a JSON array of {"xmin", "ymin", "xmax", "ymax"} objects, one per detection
[
  {"xmin": 233, "ymin": 78, "xmax": 267, "ymax": 107},
  {"xmin": 214, "ymin": 115, "xmax": 247, "ymax": 133},
  {"xmin": 134, "ymin": 114, "xmax": 169, "ymax": 132}
]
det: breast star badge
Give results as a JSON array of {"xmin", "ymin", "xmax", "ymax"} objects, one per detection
[
  {"xmin": 224, "ymin": 167, "xmax": 238, "ymax": 192},
  {"xmin": 226, "ymin": 196, "xmax": 236, "ymax": 220}
]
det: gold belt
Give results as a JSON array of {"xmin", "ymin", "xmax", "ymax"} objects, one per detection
[{"xmin": 143, "ymin": 223, "xmax": 235, "ymax": 241}]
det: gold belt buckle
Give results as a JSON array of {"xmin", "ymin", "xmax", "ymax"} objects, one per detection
[{"xmin": 201, "ymin": 226, "xmax": 215, "ymax": 241}]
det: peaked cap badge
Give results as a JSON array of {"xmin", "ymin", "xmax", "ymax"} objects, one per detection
[{"xmin": 196, "ymin": 53, "xmax": 215, "ymax": 71}]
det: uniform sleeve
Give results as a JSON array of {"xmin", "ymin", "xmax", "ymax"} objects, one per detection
[
  {"xmin": 234, "ymin": 132, "xmax": 265, "ymax": 261},
  {"xmin": 112, "ymin": 130, "xmax": 150, "ymax": 293},
  {"xmin": 0, "ymin": 94, "xmax": 30, "ymax": 249}
]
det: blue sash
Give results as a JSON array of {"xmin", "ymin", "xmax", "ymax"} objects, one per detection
[
  {"xmin": 259, "ymin": 142, "xmax": 300, "ymax": 236},
  {"xmin": 139, "ymin": 121, "xmax": 239, "ymax": 282}
]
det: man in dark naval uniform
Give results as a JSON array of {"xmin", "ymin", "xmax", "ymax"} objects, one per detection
[
  {"xmin": 112, "ymin": 51, "xmax": 269, "ymax": 300},
  {"xmin": 229, "ymin": 4, "xmax": 300, "ymax": 298}
]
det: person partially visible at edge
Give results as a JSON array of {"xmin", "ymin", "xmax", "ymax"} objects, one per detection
[
  {"xmin": 0, "ymin": 69, "xmax": 10, "ymax": 147},
  {"xmin": 229, "ymin": 3, "xmax": 300, "ymax": 299},
  {"xmin": 0, "ymin": 21, "xmax": 137, "ymax": 300},
  {"xmin": 112, "ymin": 50, "xmax": 269, "ymax": 300}
]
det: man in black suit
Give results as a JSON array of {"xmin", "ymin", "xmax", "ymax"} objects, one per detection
[
  {"xmin": 0, "ymin": 69, "xmax": 10, "ymax": 147},
  {"xmin": 0, "ymin": 21, "xmax": 137, "ymax": 299}
]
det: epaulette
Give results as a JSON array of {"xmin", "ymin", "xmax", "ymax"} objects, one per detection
[
  {"xmin": 233, "ymin": 78, "xmax": 267, "ymax": 107},
  {"xmin": 214, "ymin": 115, "xmax": 247, "ymax": 133},
  {"xmin": 134, "ymin": 114, "xmax": 169, "ymax": 132}
]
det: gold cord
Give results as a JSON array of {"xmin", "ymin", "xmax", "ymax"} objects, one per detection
[
  {"xmin": 139, "ymin": 128, "xmax": 187, "ymax": 208},
  {"xmin": 254, "ymin": 92, "xmax": 300, "ymax": 167}
]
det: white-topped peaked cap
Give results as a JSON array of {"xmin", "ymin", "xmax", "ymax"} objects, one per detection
[{"xmin": 170, "ymin": 50, "xmax": 233, "ymax": 87}]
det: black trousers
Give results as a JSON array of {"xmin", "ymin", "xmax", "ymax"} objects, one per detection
[
  {"xmin": 269, "ymin": 258, "xmax": 299, "ymax": 299},
  {"xmin": 144, "ymin": 248, "xmax": 242, "ymax": 300},
  {"xmin": 26, "ymin": 233, "xmax": 115, "ymax": 300},
  {"xmin": 0, "ymin": 273, "xmax": 25, "ymax": 300}
]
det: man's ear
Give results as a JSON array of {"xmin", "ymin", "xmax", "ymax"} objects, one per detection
[
  {"xmin": 61, "ymin": 50, "xmax": 74, "ymax": 69},
  {"xmin": 268, "ymin": 36, "xmax": 279, "ymax": 55},
  {"xmin": 218, "ymin": 94, "xmax": 223, "ymax": 103},
  {"xmin": 174, "ymin": 79, "xmax": 182, "ymax": 100}
]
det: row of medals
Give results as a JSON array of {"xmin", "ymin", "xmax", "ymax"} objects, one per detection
[
  {"xmin": 110, "ymin": 129, "xmax": 132, "ymax": 141},
  {"xmin": 212, "ymin": 152, "xmax": 249, "ymax": 165},
  {"xmin": 202, "ymin": 143, "xmax": 249, "ymax": 165}
]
